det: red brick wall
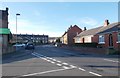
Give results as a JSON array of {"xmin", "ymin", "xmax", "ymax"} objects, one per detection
[
  {"xmin": 92, "ymin": 35, "xmax": 99, "ymax": 43},
  {"xmin": 97, "ymin": 32, "xmax": 119, "ymax": 50},
  {"xmin": 68, "ymin": 26, "xmax": 82, "ymax": 45},
  {"xmin": 104, "ymin": 34, "xmax": 109, "ymax": 47},
  {"xmin": 112, "ymin": 32, "xmax": 118, "ymax": 49}
]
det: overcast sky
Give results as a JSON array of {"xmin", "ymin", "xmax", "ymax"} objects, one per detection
[{"xmin": 1, "ymin": 2, "xmax": 118, "ymax": 37}]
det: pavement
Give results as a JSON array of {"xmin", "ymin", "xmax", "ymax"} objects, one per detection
[{"xmin": 1, "ymin": 44, "xmax": 120, "ymax": 78}]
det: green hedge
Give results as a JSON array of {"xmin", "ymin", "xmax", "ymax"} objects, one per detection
[{"xmin": 74, "ymin": 43, "xmax": 98, "ymax": 48}]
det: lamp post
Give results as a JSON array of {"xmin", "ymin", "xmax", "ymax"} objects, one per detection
[{"xmin": 16, "ymin": 13, "xmax": 20, "ymax": 43}]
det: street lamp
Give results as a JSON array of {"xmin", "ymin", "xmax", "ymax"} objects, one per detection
[{"xmin": 16, "ymin": 13, "xmax": 20, "ymax": 43}]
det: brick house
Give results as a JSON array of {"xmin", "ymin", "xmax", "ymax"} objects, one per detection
[
  {"xmin": 96, "ymin": 22, "xmax": 120, "ymax": 51},
  {"xmin": 61, "ymin": 25, "xmax": 82, "ymax": 45},
  {"xmin": 74, "ymin": 20, "xmax": 120, "ymax": 51},
  {"xmin": 0, "ymin": 8, "xmax": 11, "ymax": 55},
  {"xmin": 12, "ymin": 34, "xmax": 49, "ymax": 44}
]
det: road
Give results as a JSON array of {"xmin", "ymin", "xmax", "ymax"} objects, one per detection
[{"xmin": 2, "ymin": 44, "xmax": 120, "ymax": 77}]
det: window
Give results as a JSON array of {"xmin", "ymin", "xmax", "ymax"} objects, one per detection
[
  {"xmin": 75, "ymin": 37, "xmax": 80, "ymax": 43},
  {"xmin": 99, "ymin": 35, "xmax": 105, "ymax": 44},
  {"xmin": 118, "ymin": 32, "xmax": 120, "ymax": 43}
]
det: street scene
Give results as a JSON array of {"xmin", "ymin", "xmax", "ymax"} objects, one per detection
[
  {"xmin": 0, "ymin": 1, "xmax": 120, "ymax": 78},
  {"xmin": 2, "ymin": 45, "xmax": 119, "ymax": 77}
]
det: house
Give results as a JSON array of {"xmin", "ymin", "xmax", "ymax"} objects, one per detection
[
  {"xmin": 12, "ymin": 34, "xmax": 49, "ymax": 44},
  {"xmin": 48, "ymin": 37, "xmax": 59, "ymax": 43},
  {"xmin": 74, "ymin": 26, "xmax": 102, "ymax": 43},
  {"xmin": 74, "ymin": 20, "xmax": 120, "ymax": 51},
  {"xmin": 61, "ymin": 25, "xmax": 82, "ymax": 45},
  {"xmin": 96, "ymin": 22, "xmax": 120, "ymax": 51},
  {"xmin": 0, "ymin": 8, "xmax": 11, "ymax": 55}
]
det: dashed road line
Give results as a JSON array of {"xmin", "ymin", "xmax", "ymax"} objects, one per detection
[
  {"xmin": 46, "ymin": 60, "xmax": 52, "ymax": 62},
  {"xmin": 69, "ymin": 65, "xmax": 77, "ymax": 68},
  {"xmin": 62, "ymin": 63, "xmax": 69, "ymax": 65},
  {"xmin": 62, "ymin": 66, "xmax": 70, "ymax": 69},
  {"xmin": 42, "ymin": 58, "xmax": 47, "ymax": 60},
  {"xmin": 32, "ymin": 52, "xmax": 103, "ymax": 76},
  {"xmin": 52, "ymin": 59, "xmax": 57, "ymax": 61},
  {"xmin": 56, "ymin": 64, "xmax": 62, "ymax": 66},
  {"xmin": 78, "ymin": 68, "xmax": 86, "ymax": 71},
  {"xmin": 56, "ymin": 60, "xmax": 62, "ymax": 63},
  {"xmin": 50, "ymin": 61, "xmax": 55, "ymax": 64},
  {"xmin": 89, "ymin": 71, "xmax": 102, "ymax": 76}
]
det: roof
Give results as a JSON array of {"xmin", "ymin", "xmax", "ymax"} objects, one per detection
[
  {"xmin": 76, "ymin": 26, "xmax": 102, "ymax": 37},
  {"xmin": 76, "ymin": 22, "xmax": 120, "ymax": 37},
  {"xmin": 62, "ymin": 31, "xmax": 67, "ymax": 37},
  {"xmin": 97, "ymin": 22, "xmax": 120, "ymax": 34},
  {"xmin": 62, "ymin": 25, "xmax": 82, "ymax": 37}
]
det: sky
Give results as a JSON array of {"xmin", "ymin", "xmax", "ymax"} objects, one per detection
[{"xmin": 1, "ymin": 2, "xmax": 118, "ymax": 37}]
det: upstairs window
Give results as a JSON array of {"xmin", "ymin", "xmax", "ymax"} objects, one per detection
[{"xmin": 99, "ymin": 35, "xmax": 105, "ymax": 44}]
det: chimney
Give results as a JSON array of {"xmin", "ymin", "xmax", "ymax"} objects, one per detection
[
  {"xmin": 6, "ymin": 7, "xmax": 9, "ymax": 12},
  {"xmin": 84, "ymin": 27, "xmax": 87, "ymax": 31},
  {"xmin": 69, "ymin": 25, "xmax": 72, "ymax": 29},
  {"xmin": 104, "ymin": 19, "xmax": 109, "ymax": 27}
]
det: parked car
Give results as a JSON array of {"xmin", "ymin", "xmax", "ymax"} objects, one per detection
[
  {"xmin": 13, "ymin": 43, "xmax": 24, "ymax": 47},
  {"xmin": 25, "ymin": 43, "xmax": 35, "ymax": 50},
  {"xmin": 54, "ymin": 43, "xmax": 63, "ymax": 47},
  {"xmin": 21, "ymin": 43, "xmax": 26, "ymax": 47}
]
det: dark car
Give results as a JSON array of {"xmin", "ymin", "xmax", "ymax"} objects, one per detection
[{"xmin": 25, "ymin": 43, "xmax": 35, "ymax": 50}]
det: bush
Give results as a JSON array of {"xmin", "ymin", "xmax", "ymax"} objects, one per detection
[
  {"xmin": 107, "ymin": 47, "xmax": 120, "ymax": 55},
  {"xmin": 74, "ymin": 43, "xmax": 98, "ymax": 48}
]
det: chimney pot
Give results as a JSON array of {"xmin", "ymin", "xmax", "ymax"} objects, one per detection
[
  {"xmin": 104, "ymin": 19, "xmax": 109, "ymax": 26},
  {"xmin": 6, "ymin": 7, "xmax": 9, "ymax": 11},
  {"xmin": 84, "ymin": 27, "xmax": 87, "ymax": 31}
]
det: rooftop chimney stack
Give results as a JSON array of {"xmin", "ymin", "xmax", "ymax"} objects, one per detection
[
  {"xmin": 104, "ymin": 19, "xmax": 109, "ymax": 27},
  {"xmin": 84, "ymin": 27, "xmax": 87, "ymax": 31},
  {"xmin": 6, "ymin": 7, "xmax": 8, "ymax": 12},
  {"xmin": 6, "ymin": 7, "xmax": 9, "ymax": 15}
]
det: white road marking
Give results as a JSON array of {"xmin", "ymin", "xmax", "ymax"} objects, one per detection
[
  {"xmin": 32, "ymin": 53, "xmax": 40, "ymax": 57},
  {"xmin": 104, "ymin": 59, "xmax": 119, "ymax": 63},
  {"xmin": 62, "ymin": 63, "xmax": 69, "ymax": 65},
  {"xmin": 46, "ymin": 57, "xmax": 52, "ymax": 59},
  {"xmin": 78, "ymin": 68, "xmax": 86, "ymax": 71},
  {"xmin": 56, "ymin": 64, "xmax": 62, "ymax": 66},
  {"xmin": 69, "ymin": 65, "xmax": 77, "ymax": 68},
  {"xmin": 42, "ymin": 58, "xmax": 47, "ymax": 60},
  {"xmin": 49, "ymin": 58, "xmax": 54, "ymax": 60},
  {"xmin": 52, "ymin": 59, "xmax": 57, "ymax": 61},
  {"xmin": 56, "ymin": 60, "xmax": 62, "ymax": 63},
  {"xmin": 46, "ymin": 60, "xmax": 51, "ymax": 62},
  {"xmin": 62, "ymin": 66, "xmax": 70, "ymax": 69},
  {"xmin": 50, "ymin": 61, "xmax": 55, "ymax": 64},
  {"xmin": 32, "ymin": 52, "xmax": 100, "ymax": 76},
  {"xmin": 22, "ymin": 68, "xmax": 73, "ymax": 76},
  {"xmin": 89, "ymin": 72, "xmax": 102, "ymax": 76}
]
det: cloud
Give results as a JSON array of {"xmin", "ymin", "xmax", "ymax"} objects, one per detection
[{"xmin": 79, "ymin": 17, "xmax": 98, "ymax": 26}]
